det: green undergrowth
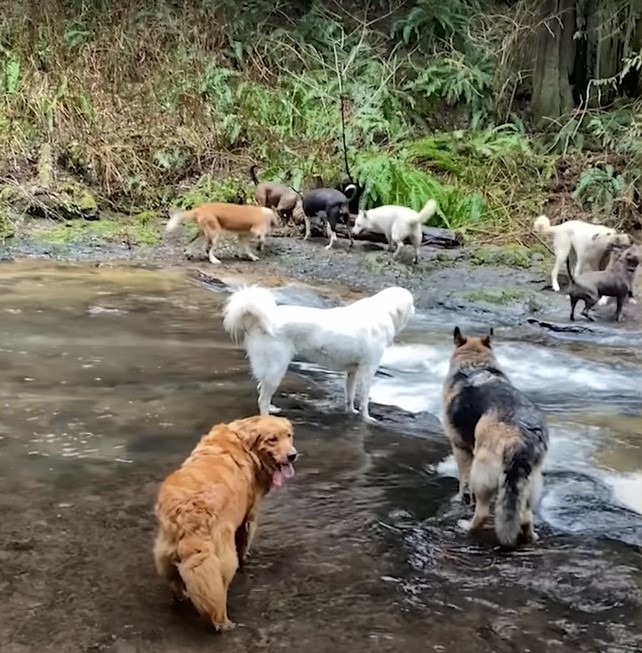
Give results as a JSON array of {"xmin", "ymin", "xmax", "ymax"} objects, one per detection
[{"xmin": 0, "ymin": 0, "xmax": 639, "ymax": 243}]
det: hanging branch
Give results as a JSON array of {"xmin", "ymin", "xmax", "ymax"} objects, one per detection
[{"xmin": 340, "ymin": 92, "xmax": 353, "ymax": 184}]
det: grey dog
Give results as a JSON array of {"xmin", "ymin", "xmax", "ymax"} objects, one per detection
[{"xmin": 568, "ymin": 243, "xmax": 640, "ymax": 322}]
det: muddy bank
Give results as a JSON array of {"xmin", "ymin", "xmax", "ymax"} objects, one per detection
[{"xmin": 1, "ymin": 218, "xmax": 640, "ymax": 331}]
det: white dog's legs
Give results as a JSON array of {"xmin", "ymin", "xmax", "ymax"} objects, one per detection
[
  {"xmin": 249, "ymin": 343, "xmax": 291, "ymax": 416},
  {"xmin": 344, "ymin": 369, "xmax": 359, "ymax": 414},
  {"xmin": 356, "ymin": 364, "xmax": 378, "ymax": 423},
  {"xmin": 551, "ymin": 236, "xmax": 572, "ymax": 292},
  {"xmin": 572, "ymin": 244, "xmax": 587, "ymax": 279},
  {"xmin": 257, "ymin": 378, "xmax": 285, "ymax": 415},
  {"xmin": 392, "ymin": 242, "xmax": 403, "ymax": 259}
]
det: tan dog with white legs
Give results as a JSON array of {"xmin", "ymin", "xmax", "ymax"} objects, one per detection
[{"xmin": 166, "ymin": 202, "xmax": 278, "ymax": 264}]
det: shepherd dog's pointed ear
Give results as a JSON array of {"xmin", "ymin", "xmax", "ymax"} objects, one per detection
[
  {"xmin": 453, "ymin": 326, "xmax": 466, "ymax": 347},
  {"xmin": 481, "ymin": 327, "xmax": 494, "ymax": 348}
]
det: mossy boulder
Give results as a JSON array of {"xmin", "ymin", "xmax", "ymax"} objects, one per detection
[{"xmin": 0, "ymin": 180, "xmax": 100, "ymax": 221}]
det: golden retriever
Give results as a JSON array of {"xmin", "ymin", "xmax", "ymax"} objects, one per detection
[{"xmin": 153, "ymin": 415, "xmax": 297, "ymax": 631}]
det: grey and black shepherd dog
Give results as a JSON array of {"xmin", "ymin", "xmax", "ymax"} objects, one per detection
[{"xmin": 442, "ymin": 327, "xmax": 549, "ymax": 548}]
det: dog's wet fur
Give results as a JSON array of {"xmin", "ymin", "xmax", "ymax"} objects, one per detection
[
  {"xmin": 302, "ymin": 187, "xmax": 356, "ymax": 250},
  {"xmin": 567, "ymin": 243, "xmax": 640, "ymax": 322},
  {"xmin": 442, "ymin": 327, "xmax": 549, "ymax": 548}
]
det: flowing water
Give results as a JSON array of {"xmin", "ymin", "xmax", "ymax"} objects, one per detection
[{"xmin": 0, "ymin": 262, "xmax": 640, "ymax": 653}]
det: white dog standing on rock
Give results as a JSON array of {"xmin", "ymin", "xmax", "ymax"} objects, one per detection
[
  {"xmin": 533, "ymin": 215, "xmax": 617, "ymax": 292},
  {"xmin": 352, "ymin": 199, "xmax": 438, "ymax": 263},
  {"xmin": 223, "ymin": 286, "xmax": 415, "ymax": 422}
]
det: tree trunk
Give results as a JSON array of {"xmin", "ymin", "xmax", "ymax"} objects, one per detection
[
  {"xmin": 582, "ymin": 0, "xmax": 639, "ymax": 105},
  {"xmin": 531, "ymin": 0, "xmax": 577, "ymax": 125}
]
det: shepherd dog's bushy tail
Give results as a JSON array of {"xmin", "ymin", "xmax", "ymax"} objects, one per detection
[{"xmin": 494, "ymin": 442, "xmax": 532, "ymax": 547}]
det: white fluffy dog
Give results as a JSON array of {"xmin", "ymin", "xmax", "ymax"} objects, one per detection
[
  {"xmin": 223, "ymin": 286, "xmax": 415, "ymax": 422},
  {"xmin": 533, "ymin": 215, "xmax": 617, "ymax": 292},
  {"xmin": 352, "ymin": 199, "xmax": 438, "ymax": 263}
]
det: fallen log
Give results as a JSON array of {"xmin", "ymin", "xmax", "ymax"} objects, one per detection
[{"xmin": 302, "ymin": 219, "xmax": 462, "ymax": 249}]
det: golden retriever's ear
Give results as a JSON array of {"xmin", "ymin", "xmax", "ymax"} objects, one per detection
[{"xmin": 231, "ymin": 416, "xmax": 264, "ymax": 450}]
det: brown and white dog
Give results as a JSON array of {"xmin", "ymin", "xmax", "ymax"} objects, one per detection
[
  {"xmin": 250, "ymin": 165, "xmax": 302, "ymax": 223},
  {"xmin": 166, "ymin": 202, "xmax": 278, "ymax": 264},
  {"xmin": 153, "ymin": 415, "xmax": 297, "ymax": 632}
]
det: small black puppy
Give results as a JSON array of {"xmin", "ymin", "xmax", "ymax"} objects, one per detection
[
  {"xmin": 302, "ymin": 185, "xmax": 356, "ymax": 250},
  {"xmin": 568, "ymin": 243, "xmax": 640, "ymax": 322}
]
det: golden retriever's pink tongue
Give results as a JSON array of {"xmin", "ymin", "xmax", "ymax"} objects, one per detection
[{"xmin": 271, "ymin": 464, "xmax": 295, "ymax": 488}]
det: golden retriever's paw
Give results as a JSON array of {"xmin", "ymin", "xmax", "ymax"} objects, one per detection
[{"xmin": 214, "ymin": 619, "xmax": 236, "ymax": 633}]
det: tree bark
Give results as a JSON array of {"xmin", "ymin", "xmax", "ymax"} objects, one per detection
[{"xmin": 531, "ymin": 0, "xmax": 577, "ymax": 125}]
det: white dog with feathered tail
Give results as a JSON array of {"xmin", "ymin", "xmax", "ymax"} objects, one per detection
[
  {"xmin": 223, "ymin": 286, "xmax": 415, "ymax": 422},
  {"xmin": 352, "ymin": 199, "xmax": 438, "ymax": 263}
]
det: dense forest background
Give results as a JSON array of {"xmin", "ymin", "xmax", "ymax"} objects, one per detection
[{"xmin": 0, "ymin": 0, "xmax": 640, "ymax": 241}]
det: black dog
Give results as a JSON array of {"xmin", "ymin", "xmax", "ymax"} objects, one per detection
[{"xmin": 302, "ymin": 186, "xmax": 356, "ymax": 250}]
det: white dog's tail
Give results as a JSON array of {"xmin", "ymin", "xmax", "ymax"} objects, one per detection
[
  {"xmin": 533, "ymin": 214, "xmax": 556, "ymax": 235},
  {"xmin": 416, "ymin": 199, "xmax": 438, "ymax": 224},
  {"xmin": 223, "ymin": 286, "xmax": 278, "ymax": 343}
]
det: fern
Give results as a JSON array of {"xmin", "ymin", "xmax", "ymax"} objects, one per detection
[
  {"xmin": 587, "ymin": 104, "xmax": 642, "ymax": 157},
  {"xmin": 393, "ymin": 0, "xmax": 482, "ymax": 52},
  {"xmin": 352, "ymin": 150, "xmax": 487, "ymax": 230},
  {"xmin": 572, "ymin": 166, "xmax": 626, "ymax": 214},
  {"xmin": 408, "ymin": 54, "xmax": 494, "ymax": 118}
]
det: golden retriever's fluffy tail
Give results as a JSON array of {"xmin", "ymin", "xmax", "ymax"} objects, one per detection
[
  {"xmin": 223, "ymin": 286, "xmax": 278, "ymax": 342},
  {"xmin": 176, "ymin": 536, "xmax": 237, "ymax": 631},
  {"xmin": 166, "ymin": 208, "xmax": 194, "ymax": 233},
  {"xmin": 533, "ymin": 214, "xmax": 555, "ymax": 235}
]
